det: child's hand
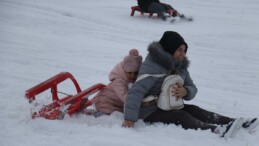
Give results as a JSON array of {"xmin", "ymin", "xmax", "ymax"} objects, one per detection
[
  {"xmin": 122, "ymin": 120, "xmax": 135, "ymax": 128},
  {"xmin": 171, "ymin": 82, "xmax": 187, "ymax": 99}
]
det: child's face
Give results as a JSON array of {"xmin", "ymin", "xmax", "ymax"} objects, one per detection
[
  {"xmin": 173, "ymin": 44, "xmax": 186, "ymax": 61},
  {"xmin": 127, "ymin": 72, "xmax": 138, "ymax": 82}
]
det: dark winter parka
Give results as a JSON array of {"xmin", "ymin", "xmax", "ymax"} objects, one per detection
[
  {"xmin": 124, "ymin": 42, "xmax": 198, "ymax": 122},
  {"xmin": 137, "ymin": 0, "xmax": 160, "ymax": 12}
]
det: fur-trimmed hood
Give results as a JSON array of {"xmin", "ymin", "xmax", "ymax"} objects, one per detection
[{"xmin": 147, "ymin": 41, "xmax": 190, "ymax": 71}]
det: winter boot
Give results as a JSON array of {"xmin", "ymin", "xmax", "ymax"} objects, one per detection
[
  {"xmin": 214, "ymin": 118, "xmax": 243, "ymax": 138},
  {"xmin": 179, "ymin": 14, "xmax": 193, "ymax": 21},
  {"xmin": 242, "ymin": 118, "xmax": 259, "ymax": 133}
]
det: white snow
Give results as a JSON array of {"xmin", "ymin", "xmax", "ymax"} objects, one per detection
[{"xmin": 1, "ymin": 0, "xmax": 259, "ymax": 146}]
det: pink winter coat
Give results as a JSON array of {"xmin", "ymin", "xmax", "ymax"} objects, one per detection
[{"xmin": 94, "ymin": 62, "xmax": 131, "ymax": 114}]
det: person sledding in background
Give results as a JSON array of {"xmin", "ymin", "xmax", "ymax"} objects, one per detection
[
  {"xmin": 122, "ymin": 31, "xmax": 258, "ymax": 138},
  {"xmin": 137, "ymin": 0, "xmax": 192, "ymax": 21},
  {"xmin": 93, "ymin": 49, "xmax": 142, "ymax": 117}
]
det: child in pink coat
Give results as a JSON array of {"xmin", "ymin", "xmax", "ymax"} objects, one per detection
[{"xmin": 93, "ymin": 49, "xmax": 142, "ymax": 116}]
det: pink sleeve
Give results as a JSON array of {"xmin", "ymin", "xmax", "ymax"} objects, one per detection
[{"xmin": 110, "ymin": 78, "xmax": 128, "ymax": 103}]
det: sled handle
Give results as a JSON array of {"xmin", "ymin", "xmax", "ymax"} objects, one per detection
[{"xmin": 25, "ymin": 72, "xmax": 81, "ymax": 103}]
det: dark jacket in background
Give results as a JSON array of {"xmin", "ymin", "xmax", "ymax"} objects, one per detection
[{"xmin": 137, "ymin": 0, "xmax": 160, "ymax": 12}]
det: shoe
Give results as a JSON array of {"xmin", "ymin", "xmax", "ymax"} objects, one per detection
[
  {"xmin": 179, "ymin": 14, "xmax": 193, "ymax": 21},
  {"xmin": 242, "ymin": 118, "xmax": 259, "ymax": 133},
  {"xmin": 215, "ymin": 118, "xmax": 243, "ymax": 138},
  {"xmin": 179, "ymin": 14, "xmax": 185, "ymax": 19},
  {"xmin": 93, "ymin": 111, "xmax": 109, "ymax": 117}
]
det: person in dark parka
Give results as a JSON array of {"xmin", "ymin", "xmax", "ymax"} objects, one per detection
[{"xmin": 137, "ymin": 0, "xmax": 186, "ymax": 21}]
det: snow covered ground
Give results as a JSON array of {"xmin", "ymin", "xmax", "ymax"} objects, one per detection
[{"xmin": 1, "ymin": 0, "xmax": 259, "ymax": 146}]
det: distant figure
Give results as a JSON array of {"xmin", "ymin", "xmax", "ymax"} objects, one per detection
[
  {"xmin": 93, "ymin": 49, "xmax": 142, "ymax": 117},
  {"xmin": 137, "ymin": 0, "xmax": 191, "ymax": 21}
]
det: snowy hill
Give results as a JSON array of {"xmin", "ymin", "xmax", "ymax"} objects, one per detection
[{"xmin": 1, "ymin": 0, "xmax": 259, "ymax": 146}]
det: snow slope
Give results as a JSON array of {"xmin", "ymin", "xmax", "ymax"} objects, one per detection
[{"xmin": 1, "ymin": 0, "xmax": 259, "ymax": 146}]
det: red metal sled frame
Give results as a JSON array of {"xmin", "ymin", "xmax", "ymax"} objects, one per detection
[{"xmin": 25, "ymin": 72, "xmax": 105, "ymax": 120}]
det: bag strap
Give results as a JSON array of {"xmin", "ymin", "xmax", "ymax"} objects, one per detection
[{"xmin": 135, "ymin": 74, "xmax": 167, "ymax": 83}]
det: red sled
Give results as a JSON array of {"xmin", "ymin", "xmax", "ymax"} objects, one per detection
[
  {"xmin": 25, "ymin": 72, "xmax": 106, "ymax": 120},
  {"xmin": 130, "ymin": 6, "xmax": 176, "ymax": 17}
]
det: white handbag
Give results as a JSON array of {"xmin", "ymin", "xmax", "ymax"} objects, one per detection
[
  {"xmin": 157, "ymin": 75, "xmax": 184, "ymax": 110},
  {"xmin": 136, "ymin": 74, "xmax": 184, "ymax": 110}
]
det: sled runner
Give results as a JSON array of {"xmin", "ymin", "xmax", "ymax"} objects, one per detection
[{"xmin": 25, "ymin": 72, "xmax": 106, "ymax": 120}]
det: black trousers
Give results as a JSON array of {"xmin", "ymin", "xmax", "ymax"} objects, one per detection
[
  {"xmin": 144, "ymin": 104, "xmax": 234, "ymax": 132},
  {"xmin": 148, "ymin": 2, "xmax": 177, "ymax": 17}
]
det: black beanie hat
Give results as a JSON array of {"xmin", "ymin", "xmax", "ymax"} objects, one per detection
[{"xmin": 159, "ymin": 31, "xmax": 188, "ymax": 55}]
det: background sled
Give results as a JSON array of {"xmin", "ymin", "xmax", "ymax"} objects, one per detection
[
  {"xmin": 25, "ymin": 72, "xmax": 105, "ymax": 120},
  {"xmin": 130, "ymin": 6, "xmax": 193, "ymax": 22},
  {"xmin": 130, "ymin": 6, "xmax": 175, "ymax": 18}
]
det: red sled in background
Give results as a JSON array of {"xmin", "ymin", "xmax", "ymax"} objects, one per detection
[{"xmin": 25, "ymin": 72, "xmax": 105, "ymax": 120}]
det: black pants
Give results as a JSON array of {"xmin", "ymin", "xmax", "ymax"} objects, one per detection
[
  {"xmin": 148, "ymin": 2, "xmax": 177, "ymax": 18},
  {"xmin": 144, "ymin": 104, "xmax": 234, "ymax": 132}
]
